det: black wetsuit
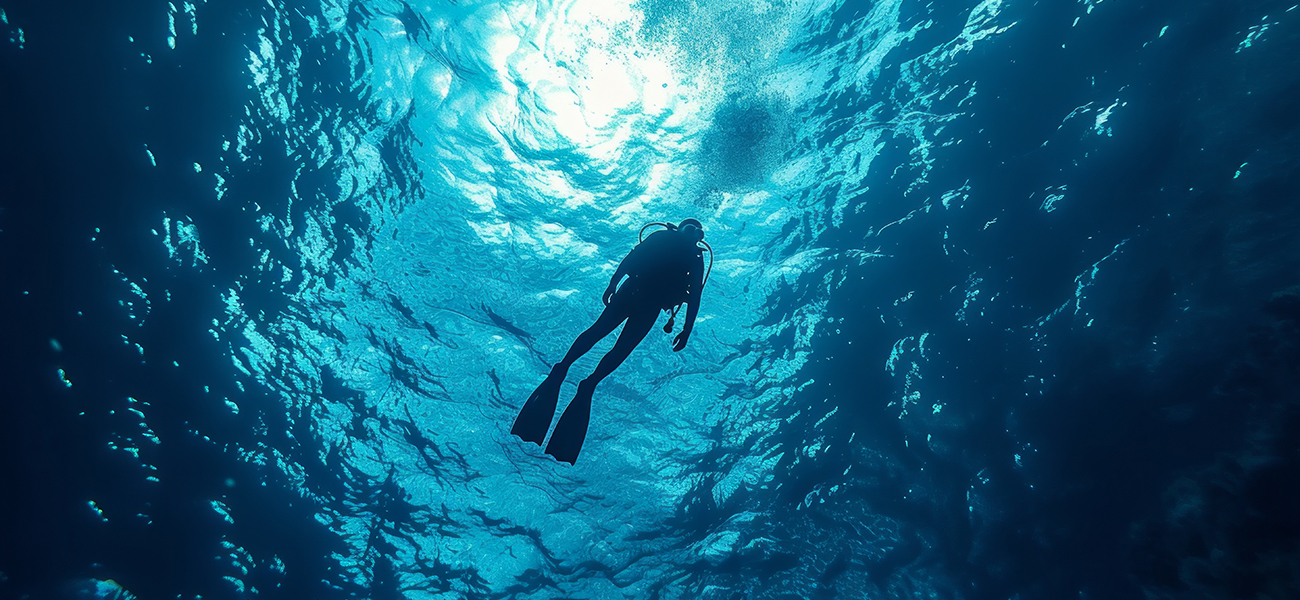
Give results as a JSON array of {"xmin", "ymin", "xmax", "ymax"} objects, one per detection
[
  {"xmin": 612, "ymin": 228, "xmax": 706, "ymax": 311},
  {"xmin": 510, "ymin": 225, "xmax": 707, "ymax": 464}
]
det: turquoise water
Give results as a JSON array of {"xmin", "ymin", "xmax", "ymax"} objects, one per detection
[
  {"xmin": 221, "ymin": 0, "xmax": 928, "ymax": 593},
  {"xmin": 3, "ymin": 0, "xmax": 1299, "ymax": 598}
]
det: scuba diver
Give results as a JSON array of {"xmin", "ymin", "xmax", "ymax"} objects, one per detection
[{"xmin": 511, "ymin": 218, "xmax": 713, "ymax": 464}]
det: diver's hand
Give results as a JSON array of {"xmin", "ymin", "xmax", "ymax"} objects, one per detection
[
  {"xmin": 672, "ymin": 329, "xmax": 691, "ymax": 352},
  {"xmin": 602, "ymin": 284, "xmax": 616, "ymax": 306}
]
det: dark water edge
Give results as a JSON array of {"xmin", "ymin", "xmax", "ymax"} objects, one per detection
[
  {"xmin": 1, "ymin": 0, "xmax": 1299, "ymax": 599},
  {"xmin": 0, "ymin": 2, "xmax": 351, "ymax": 599},
  {"xmin": 685, "ymin": 0, "xmax": 1300, "ymax": 598},
  {"xmin": 781, "ymin": 1, "xmax": 1300, "ymax": 599}
]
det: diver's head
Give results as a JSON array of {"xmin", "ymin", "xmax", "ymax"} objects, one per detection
[{"xmin": 678, "ymin": 218, "xmax": 704, "ymax": 242}]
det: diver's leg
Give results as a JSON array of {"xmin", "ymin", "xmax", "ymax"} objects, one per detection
[
  {"xmin": 551, "ymin": 299, "xmax": 631, "ymax": 380},
  {"xmin": 513, "ymin": 299, "xmax": 629, "ymax": 445},
  {"xmin": 580, "ymin": 308, "xmax": 658, "ymax": 389},
  {"xmin": 545, "ymin": 307, "xmax": 658, "ymax": 464}
]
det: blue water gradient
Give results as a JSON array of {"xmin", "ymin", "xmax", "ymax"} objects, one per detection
[
  {"xmin": 192, "ymin": 1, "xmax": 1033, "ymax": 595},
  {"xmin": 3, "ymin": 0, "xmax": 1300, "ymax": 598}
]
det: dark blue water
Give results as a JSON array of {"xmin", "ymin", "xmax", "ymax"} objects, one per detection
[{"xmin": 3, "ymin": 0, "xmax": 1299, "ymax": 599}]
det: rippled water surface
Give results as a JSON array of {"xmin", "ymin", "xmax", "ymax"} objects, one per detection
[{"xmin": 3, "ymin": 0, "xmax": 1300, "ymax": 598}]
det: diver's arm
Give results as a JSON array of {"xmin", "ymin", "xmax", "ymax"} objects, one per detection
[
  {"xmin": 603, "ymin": 255, "xmax": 635, "ymax": 305},
  {"xmin": 672, "ymin": 259, "xmax": 705, "ymax": 351},
  {"xmin": 671, "ymin": 300, "xmax": 699, "ymax": 352},
  {"xmin": 604, "ymin": 234, "xmax": 662, "ymax": 304}
]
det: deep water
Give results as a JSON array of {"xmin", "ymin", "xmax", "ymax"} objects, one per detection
[{"xmin": 3, "ymin": 0, "xmax": 1299, "ymax": 599}]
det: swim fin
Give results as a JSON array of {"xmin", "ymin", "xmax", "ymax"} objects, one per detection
[
  {"xmin": 511, "ymin": 374, "xmax": 562, "ymax": 446},
  {"xmin": 545, "ymin": 380, "xmax": 594, "ymax": 465}
]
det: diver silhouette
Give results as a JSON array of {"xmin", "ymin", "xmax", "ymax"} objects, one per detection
[{"xmin": 511, "ymin": 218, "xmax": 713, "ymax": 464}]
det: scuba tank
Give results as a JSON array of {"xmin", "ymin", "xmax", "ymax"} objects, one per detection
[{"xmin": 639, "ymin": 221, "xmax": 714, "ymax": 334}]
